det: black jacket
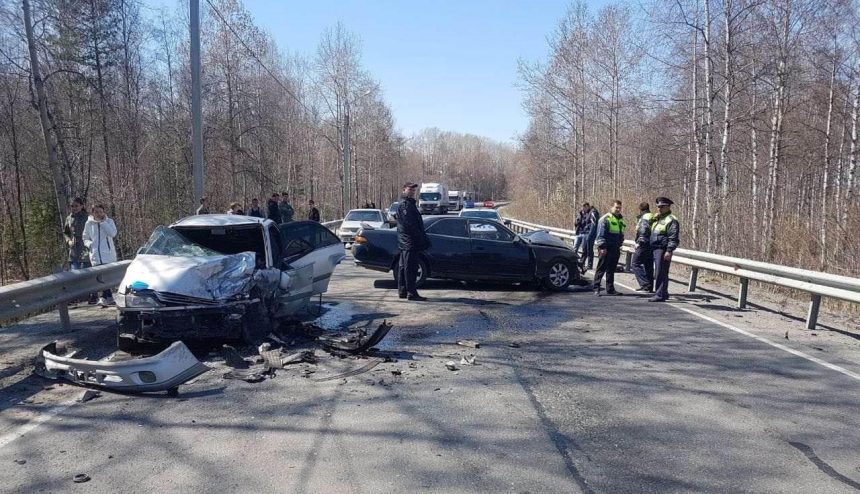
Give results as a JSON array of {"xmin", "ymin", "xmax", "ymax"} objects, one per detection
[
  {"xmin": 635, "ymin": 212, "xmax": 653, "ymax": 246},
  {"xmin": 649, "ymin": 212, "xmax": 680, "ymax": 252},
  {"xmin": 574, "ymin": 210, "xmax": 591, "ymax": 235},
  {"xmin": 248, "ymin": 206, "xmax": 264, "ymax": 218},
  {"xmin": 396, "ymin": 196, "xmax": 429, "ymax": 251},
  {"xmin": 308, "ymin": 207, "xmax": 320, "ymax": 222},
  {"xmin": 267, "ymin": 200, "xmax": 282, "ymax": 223}
]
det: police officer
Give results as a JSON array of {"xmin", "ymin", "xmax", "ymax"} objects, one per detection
[
  {"xmin": 593, "ymin": 200, "xmax": 626, "ymax": 296},
  {"xmin": 649, "ymin": 197, "xmax": 680, "ymax": 302},
  {"xmin": 396, "ymin": 182, "xmax": 430, "ymax": 301},
  {"xmin": 631, "ymin": 202, "xmax": 655, "ymax": 292}
]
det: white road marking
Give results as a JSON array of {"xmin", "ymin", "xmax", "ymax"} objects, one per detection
[
  {"xmin": 0, "ymin": 400, "xmax": 77, "ymax": 450},
  {"xmin": 616, "ymin": 281, "xmax": 860, "ymax": 382}
]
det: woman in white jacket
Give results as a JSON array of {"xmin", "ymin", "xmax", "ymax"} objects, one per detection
[{"xmin": 83, "ymin": 204, "xmax": 118, "ymax": 306}]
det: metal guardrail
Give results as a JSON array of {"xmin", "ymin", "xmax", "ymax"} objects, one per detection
[
  {"xmin": 0, "ymin": 261, "xmax": 131, "ymax": 328},
  {"xmin": 504, "ymin": 217, "xmax": 857, "ymax": 330},
  {"xmin": 0, "ymin": 219, "xmax": 348, "ymax": 330}
]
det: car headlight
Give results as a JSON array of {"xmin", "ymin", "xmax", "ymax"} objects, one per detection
[{"xmin": 116, "ymin": 292, "xmax": 161, "ymax": 308}]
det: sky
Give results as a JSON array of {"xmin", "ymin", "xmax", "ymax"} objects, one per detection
[{"xmin": 145, "ymin": 0, "xmax": 588, "ymax": 143}]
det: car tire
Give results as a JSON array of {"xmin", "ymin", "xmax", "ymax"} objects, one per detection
[
  {"xmin": 242, "ymin": 300, "xmax": 272, "ymax": 345},
  {"xmin": 391, "ymin": 255, "xmax": 429, "ymax": 288},
  {"xmin": 544, "ymin": 259, "xmax": 573, "ymax": 291}
]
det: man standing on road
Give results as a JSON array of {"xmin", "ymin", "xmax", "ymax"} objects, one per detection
[
  {"xmin": 573, "ymin": 202, "xmax": 591, "ymax": 256},
  {"xmin": 631, "ymin": 202, "xmax": 655, "ymax": 292},
  {"xmin": 593, "ymin": 200, "xmax": 626, "ymax": 296},
  {"xmin": 267, "ymin": 193, "xmax": 282, "ymax": 223},
  {"xmin": 83, "ymin": 204, "xmax": 117, "ymax": 306},
  {"xmin": 649, "ymin": 197, "xmax": 680, "ymax": 302},
  {"xmin": 396, "ymin": 182, "xmax": 430, "ymax": 301},
  {"xmin": 195, "ymin": 197, "xmax": 209, "ymax": 215},
  {"xmin": 578, "ymin": 204, "xmax": 600, "ymax": 273},
  {"xmin": 307, "ymin": 200, "xmax": 320, "ymax": 222},
  {"xmin": 247, "ymin": 198, "xmax": 264, "ymax": 218},
  {"xmin": 279, "ymin": 192, "xmax": 295, "ymax": 223}
]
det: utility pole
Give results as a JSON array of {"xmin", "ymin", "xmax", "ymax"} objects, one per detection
[
  {"xmin": 343, "ymin": 99, "xmax": 351, "ymax": 214},
  {"xmin": 190, "ymin": 0, "xmax": 204, "ymax": 212}
]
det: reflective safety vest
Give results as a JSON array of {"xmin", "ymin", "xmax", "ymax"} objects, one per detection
[
  {"xmin": 602, "ymin": 213, "xmax": 626, "ymax": 233},
  {"xmin": 653, "ymin": 213, "xmax": 677, "ymax": 234},
  {"xmin": 641, "ymin": 212, "xmax": 655, "ymax": 223}
]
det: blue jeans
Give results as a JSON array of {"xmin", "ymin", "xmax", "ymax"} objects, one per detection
[{"xmin": 573, "ymin": 234, "xmax": 585, "ymax": 254}]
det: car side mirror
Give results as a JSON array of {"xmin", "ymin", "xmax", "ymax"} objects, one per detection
[
  {"xmin": 388, "ymin": 219, "xmax": 397, "ymax": 227},
  {"xmin": 503, "ymin": 219, "xmax": 511, "ymax": 226}
]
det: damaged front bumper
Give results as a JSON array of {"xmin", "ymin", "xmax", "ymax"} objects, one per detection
[
  {"xmin": 117, "ymin": 301, "xmax": 251, "ymax": 342},
  {"xmin": 38, "ymin": 341, "xmax": 209, "ymax": 393}
]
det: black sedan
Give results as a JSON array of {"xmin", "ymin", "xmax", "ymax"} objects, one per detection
[{"xmin": 352, "ymin": 216, "xmax": 579, "ymax": 290}]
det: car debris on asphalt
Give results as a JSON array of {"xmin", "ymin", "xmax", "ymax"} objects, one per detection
[
  {"xmin": 78, "ymin": 390, "xmax": 101, "ymax": 403},
  {"xmin": 319, "ymin": 321, "xmax": 393, "ymax": 354},
  {"xmin": 445, "ymin": 361, "xmax": 458, "ymax": 371},
  {"xmin": 456, "ymin": 340, "xmax": 480, "ymax": 348},
  {"xmin": 36, "ymin": 341, "xmax": 209, "ymax": 394},
  {"xmin": 460, "ymin": 355, "xmax": 476, "ymax": 365},
  {"xmin": 73, "ymin": 474, "xmax": 91, "ymax": 483}
]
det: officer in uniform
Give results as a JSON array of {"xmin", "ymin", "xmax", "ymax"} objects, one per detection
[
  {"xmin": 649, "ymin": 197, "xmax": 680, "ymax": 302},
  {"xmin": 396, "ymin": 182, "xmax": 430, "ymax": 301},
  {"xmin": 631, "ymin": 202, "xmax": 655, "ymax": 292},
  {"xmin": 593, "ymin": 200, "xmax": 626, "ymax": 296}
]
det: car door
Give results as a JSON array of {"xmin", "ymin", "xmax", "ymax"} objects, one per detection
[
  {"xmin": 424, "ymin": 218, "xmax": 471, "ymax": 277},
  {"xmin": 280, "ymin": 221, "xmax": 346, "ymax": 295},
  {"xmin": 468, "ymin": 220, "xmax": 531, "ymax": 280}
]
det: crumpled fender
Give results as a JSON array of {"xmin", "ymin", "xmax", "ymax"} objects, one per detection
[{"xmin": 38, "ymin": 341, "xmax": 209, "ymax": 393}]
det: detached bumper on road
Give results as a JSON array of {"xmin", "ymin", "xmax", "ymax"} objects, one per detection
[{"xmin": 38, "ymin": 340, "xmax": 209, "ymax": 393}]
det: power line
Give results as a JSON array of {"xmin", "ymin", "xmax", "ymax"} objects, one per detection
[{"xmin": 203, "ymin": 0, "xmax": 317, "ymax": 120}]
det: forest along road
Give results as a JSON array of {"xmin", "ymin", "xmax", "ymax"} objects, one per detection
[{"xmin": 1, "ymin": 253, "xmax": 859, "ymax": 493}]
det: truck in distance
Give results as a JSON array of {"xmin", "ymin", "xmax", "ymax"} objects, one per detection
[{"xmin": 419, "ymin": 183, "xmax": 449, "ymax": 215}]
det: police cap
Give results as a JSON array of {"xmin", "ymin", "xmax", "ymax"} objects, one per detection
[{"xmin": 655, "ymin": 197, "xmax": 674, "ymax": 207}]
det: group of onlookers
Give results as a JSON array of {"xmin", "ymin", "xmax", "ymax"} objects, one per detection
[
  {"xmin": 63, "ymin": 197, "xmax": 117, "ymax": 306},
  {"xmin": 195, "ymin": 193, "xmax": 321, "ymax": 223}
]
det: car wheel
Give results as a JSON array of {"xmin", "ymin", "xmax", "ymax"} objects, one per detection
[
  {"xmin": 544, "ymin": 259, "xmax": 572, "ymax": 291},
  {"xmin": 391, "ymin": 256, "xmax": 428, "ymax": 288},
  {"xmin": 242, "ymin": 300, "xmax": 272, "ymax": 345}
]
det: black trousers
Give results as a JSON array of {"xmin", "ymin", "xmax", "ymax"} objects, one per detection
[
  {"xmin": 593, "ymin": 246, "xmax": 621, "ymax": 292},
  {"xmin": 631, "ymin": 245, "xmax": 654, "ymax": 290},
  {"xmin": 653, "ymin": 249, "xmax": 672, "ymax": 300},
  {"xmin": 397, "ymin": 249, "xmax": 419, "ymax": 296}
]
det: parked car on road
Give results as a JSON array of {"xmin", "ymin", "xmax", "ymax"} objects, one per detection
[
  {"xmin": 115, "ymin": 216, "xmax": 344, "ymax": 346},
  {"xmin": 337, "ymin": 209, "xmax": 389, "ymax": 244},
  {"xmin": 459, "ymin": 208, "xmax": 509, "ymax": 224},
  {"xmin": 352, "ymin": 216, "xmax": 579, "ymax": 290}
]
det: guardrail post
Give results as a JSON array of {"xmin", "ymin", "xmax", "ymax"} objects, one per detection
[
  {"xmin": 57, "ymin": 302, "xmax": 72, "ymax": 331},
  {"xmin": 624, "ymin": 252, "xmax": 632, "ymax": 272},
  {"xmin": 806, "ymin": 295, "xmax": 821, "ymax": 330},
  {"xmin": 738, "ymin": 278, "xmax": 749, "ymax": 309},
  {"xmin": 688, "ymin": 268, "xmax": 699, "ymax": 292}
]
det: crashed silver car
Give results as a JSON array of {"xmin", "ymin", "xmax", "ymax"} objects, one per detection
[{"xmin": 116, "ymin": 216, "xmax": 345, "ymax": 345}]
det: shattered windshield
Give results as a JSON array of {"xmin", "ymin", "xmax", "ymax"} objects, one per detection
[{"xmin": 138, "ymin": 226, "xmax": 223, "ymax": 257}]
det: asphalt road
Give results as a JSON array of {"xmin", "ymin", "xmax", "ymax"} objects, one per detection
[{"xmin": 1, "ymin": 250, "xmax": 859, "ymax": 493}]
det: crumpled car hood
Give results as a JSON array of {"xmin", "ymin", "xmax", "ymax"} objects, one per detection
[
  {"xmin": 522, "ymin": 231, "xmax": 571, "ymax": 250},
  {"xmin": 118, "ymin": 253, "xmax": 256, "ymax": 300}
]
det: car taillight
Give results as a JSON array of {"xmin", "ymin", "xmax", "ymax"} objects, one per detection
[{"xmin": 354, "ymin": 235, "xmax": 367, "ymax": 245}]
